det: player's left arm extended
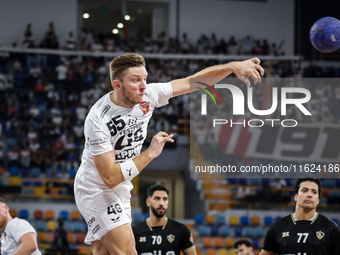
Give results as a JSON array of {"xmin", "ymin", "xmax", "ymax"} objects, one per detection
[
  {"xmin": 170, "ymin": 57, "xmax": 264, "ymax": 97},
  {"xmin": 12, "ymin": 232, "xmax": 38, "ymax": 255}
]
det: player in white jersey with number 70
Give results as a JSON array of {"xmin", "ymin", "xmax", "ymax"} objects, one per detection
[{"xmin": 74, "ymin": 53, "xmax": 264, "ymax": 255}]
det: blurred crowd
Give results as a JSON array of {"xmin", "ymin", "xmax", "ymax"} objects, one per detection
[
  {"xmin": 16, "ymin": 22, "xmax": 287, "ymax": 56},
  {"xmin": 0, "ymin": 23, "xmax": 340, "ymax": 180}
]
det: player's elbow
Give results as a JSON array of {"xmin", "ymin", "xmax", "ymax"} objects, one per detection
[
  {"xmin": 25, "ymin": 242, "xmax": 38, "ymax": 254},
  {"xmin": 102, "ymin": 175, "xmax": 122, "ymax": 189}
]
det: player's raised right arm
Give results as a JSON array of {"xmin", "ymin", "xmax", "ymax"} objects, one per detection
[{"xmin": 93, "ymin": 132, "xmax": 174, "ymax": 189}]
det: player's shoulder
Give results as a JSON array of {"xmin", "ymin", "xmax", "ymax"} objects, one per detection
[
  {"xmin": 85, "ymin": 92, "xmax": 120, "ymax": 124},
  {"xmin": 9, "ymin": 217, "xmax": 33, "ymax": 230},
  {"xmin": 167, "ymin": 218, "xmax": 190, "ymax": 230},
  {"xmin": 317, "ymin": 213, "xmax": 339, "ymax": 228},
  {"xmin": 269, "ymin": 214, "xmax": 293, "ymax": 228}
]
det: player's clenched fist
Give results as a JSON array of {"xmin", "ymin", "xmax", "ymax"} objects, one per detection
[{"xmin": 147, "ymin": 132, "xmax": 174, "ymax": 159}]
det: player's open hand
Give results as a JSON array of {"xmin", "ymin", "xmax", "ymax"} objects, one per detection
[
  {"xmin": 148, "ymin": 132, "xmax": 174, "ymax": 159},
  {"xmin": 233, "ymin": 57, "xmax": 264, "ymax": 87}
]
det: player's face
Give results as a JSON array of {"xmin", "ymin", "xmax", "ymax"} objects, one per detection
[
  {"xmin": 295, "ymin": 181, "xmax": 319, "ymax": 210},
  {"xmin": 119, "ymin": 66, "xmax": 148, "ymax": 107},
  {"xmin": 147, "ymin": 191, "xmax": 169, "ymax": 218},
  {"xmin": 235, "ymin": 244, "xmax": 252, "ymax": 255}
]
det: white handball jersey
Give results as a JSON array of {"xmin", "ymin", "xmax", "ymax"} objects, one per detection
[
  {"xmin": 76, "ymin": 82, "xmax": 173, "ymax": 191},
  {"xmin": 0, "ymin": 218, "xmax": 41, "ymax": 255}
]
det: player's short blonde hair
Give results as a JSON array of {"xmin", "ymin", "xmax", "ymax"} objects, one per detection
[{"xmin": 109, "ymin": 53, "xmax": 146, "ymax": 85}]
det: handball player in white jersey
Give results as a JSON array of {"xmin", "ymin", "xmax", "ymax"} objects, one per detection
[{"xmin": 74, "ymin": 53, "xmax": 264, "ymax": 255}]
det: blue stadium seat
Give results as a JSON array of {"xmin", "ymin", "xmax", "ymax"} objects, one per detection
[
  {"xmin": 228, "ymin": 178, "xmax": 237, "ymax": 185},
  {"xmin": 251, "ymin": 238, "xmax": 260, "ymax": 249},
  {"xmin": 319, "ymin": 198, "xmax": 327, "ymax": 205},
  {"xmin": 73, "ymin": 221, "xmax": 85, "ymax": 232},
  {"xmin": 219, "ymin": 225, "xmax": 230, "ymax": 237},
  {"xmin": 31, "ymin": 167, "xmax": 41, "ymax": 178},
  {"xmin": 198, "ymin": 225, "xmax": 210, "ymax": 236},
  {"xmin": 284, "ymin": 178, "xmax": 293, "ymax": 187},
  {"xmin": 210, "ymin": 225, "xmax": 219, "ymax": 236},
  {"xmin": 22, "ymin": 188, "xmax": 34, "ymax": 195},
  {"xmin": 238, "ymin": 178, "xmax": 247, "ymax": 185},
  {"xmin": 249, "ymin": 178, "xmax": 261, "ymax": 186},
  {"xmin": 60, "ymin": 210, "xmax": 69, "ymax": 220},
  {"xmin": 21, "ymin": 167, "xmax": 30, "ymax": 177},
  {"xmin": 275, "ymin": 216, "xmax": 282, "ymax": 222},
  {"xmin": 10, "ymin": 166, "xmax": 20, "ymax": 176},
  {"xmin": 323, "ymin": 179, "xmax": 335, "ymax": 188},
  {"xmin": 254, "ymin": 226, "xmax": 265, "ymax": 237},
  {"xmin": 36, "ymin": 220, "xmax": 47, "ymax": 231},
  {"xmin": 33, "ymin": 181, "xmax": 43, "ymax": 187},
  {"xmin": 22, "ymin": 180, "xmax": 31, "ymax": 186},
  {"xmin": 244, "ymin": 226, "xmax": 254, "ymax": 237},
  {"xmin": 19, "ymin": 209, "xmax": 29, "ymax": 219},
  {"xmin": 133, "ymin": 212, "xmax": 144, "ymax": 223},
  {"xmin": 334, "ymin": 179, "xmax": 340, "ymax": 188},
  {"xmin": 240, "ymin": 216, "xmax": 249, "ymax": 225},
  {"xmin": 264, "ymin": 216, "xmax": 273, "ymax": 225},
  {"xmin": 69, "ymin": 168, "xmax": 77, "ymax": 178},
  {"xmin": 63, "ymin": 221, "xmax": 72, "ymax": 231},
  {"xmin": 234, "ymin": 226, "xmax": 243, "ymax": 237},
  {"xmin": 215, "ymin": 215, "xmax": 226, "ymax": 225},
  {"xmin": 195, "ymin": 214, "xmax": 205, "ymax": 224}
]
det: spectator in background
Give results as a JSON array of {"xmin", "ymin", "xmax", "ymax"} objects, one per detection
[
  {"xmin": 0, "ymin": 197, "xmax": 41, "ymax": 255},
  {"xmin": 0, "ymin": 141, "xmax": 3, "ymax": 168},
  {"xmin": 7, "ymin": 145, "xmax": 21, "ymax": 168},
  {"xmin": 228, "ymin": 36, "xmax": 239, "ymax": 55},
  {"xmin": 53, "ymin": 217, "xmax": 69, "ymax": 250},
  {"xmin": 45, "ymin": 21, "xmax": 56, "ymax": 42},
  {"xmin": 65, "ymin": 31, "xmax": 76, "ymax": 51},
  {"xmin": 180, "ymin": 33, "xmax": 192, "ymax": 54},
  {"xmin": 240, "ymin": 35, "xmax": 254, "ymax": 55},
  {"xmin": 23, "ymin": 23, "xmax": 33, "ymax": 48},
  {"xmin": 252, "ymin": 40, "xmax": 264, "ymax": 55},
  {"xmin": 55, "ymin": 60, "xmax": 68, "ymax": 90},
  {"xmin": 234, "ymin": 238, "xmax": 255, "ymax": 255},
  {"xmin": 270, "ymin": 178, "xmax": 287, "ymax": 190}
]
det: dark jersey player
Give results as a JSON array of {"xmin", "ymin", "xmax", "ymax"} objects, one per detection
[
  {"xmin": 259, "ymin": 175, "xmax": 340, "ymax": 255},
  {"xmin": 133, "ymin": 184, "xmax": 196, "ymax": 255}
]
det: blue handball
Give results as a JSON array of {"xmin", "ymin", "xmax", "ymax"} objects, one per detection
[{"xmin": 310, "ymin": 17, "xmax": 340, "ymax": 53}]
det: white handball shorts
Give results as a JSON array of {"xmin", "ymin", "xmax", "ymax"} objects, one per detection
[{"xmin": 74, "ymin": 173, "xmax": 133, "ymax": 245}]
